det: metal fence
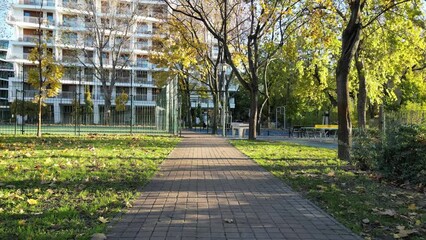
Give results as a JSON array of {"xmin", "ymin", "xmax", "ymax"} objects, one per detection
[
  {"xmin": 385, "ymin": 110, "xmax": 426, "ymax": 127},
  {"xmin": 0, "ymin": 79, "xmax": 180, "ymax": 136}
]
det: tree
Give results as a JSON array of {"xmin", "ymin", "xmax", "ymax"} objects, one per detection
[
  {"xmin": 150, "ymin": 16, "xmax": 229, "ymax": 134},
  {"xmin": 165, "ymin": 0, "xmax": 308, "ymax": 140},
  {"xmin": 115, "ymin": 90, "xmax": 128, "ymax": 112},
  {"xmin": 61, "ymin": 0, "xmax": 137, "ymax": 124},
  {"xmin": 28, "ymin": 2, "xmax": 63, "ymax": 137},
  {"xmin": 331, "ymin": 0, "xmax": 417, "ymax": 160},
  {"xmin": 84, "ymin": 85, "xmax": 94, "ymax": 123}
]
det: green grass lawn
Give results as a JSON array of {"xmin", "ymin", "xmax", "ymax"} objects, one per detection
[
  {"xmin": 232, "ymin": 140, "xmax": 426, "ymax": 240},
  {"xmin": 0, "ymin": 135, "xmax": 179, "ymax": 239}
]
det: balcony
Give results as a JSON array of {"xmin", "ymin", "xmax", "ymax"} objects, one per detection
[
  {"xmin": 136, "ymin": 59, "xmax": 149, "ymax": 68},
  {"xmin": 134, "ymin": 94, "xmax": 147, "ymax": 101},
  {"xmin": 61, "ymin": 0, "xmax": 80, "ymax": 9},
  {"xmin": 84, "ymin": 75, "xmax": 93, "ymax": 82},
  {"xmin": 100, "ymin": 58, "xmax": 110, "ymax": 65},
  {"xmin": 19, "ymin": 35, "xmax": 38, "ymax": 43},
  {"xmin": 136, "ymin": 29, "xmax": 151, "ymax": 34},
  {"xmin": 23, "ymin": 53, "xmax": 31, "ymax": 60},
  {"xmin": 135, "ymin": 43, "xmax": 150, "ymax": 50},
  {"xmin": 61, "ymin": 21, "xmax": 79, "ymax": 28},
  {"xmin": 8, "ymin": 15, "xmax": 54, "ymax": 26},
  {"xmin": 116, "ymin": 76, "xmax": 131, "ymax": 83},
  {"xmin": 17, "ymin": 0, "xmax": 55, "ymax": 7},
  {"xmin": 62, "ymin": 56, "xmax": 78, "ymax": 63},
  {"xmin": 0, "ymin": 62, "xmax": 14, "ymax": 70},
  {"xmin": 134, "ymin": 77, "xmax": 152, "ymax": 84},
  {"xmin": 58, "ymin": 91, "xmax": 75, "ymax": 99}
]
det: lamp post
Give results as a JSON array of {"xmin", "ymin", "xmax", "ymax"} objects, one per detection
[
  {"xmin": 220, "ymin": 63, "xmax": 228, "ymax": 137},
  {"xmin": 78, "ymin": 67, "xmax": 82, "ymax": 135},
  {"xmin": 21, "ymin": 65, "xmax": 25, "ymax": 134},
  {"xmin": 130, "ymin": 67, "xmax": 133, "ymax": 134}
]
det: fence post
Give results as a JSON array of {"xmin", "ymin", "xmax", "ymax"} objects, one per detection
[
  {"xmin": 14, "ymin": 89, "xmax": 17, "ymax": 135},
  {"xmin": 21, "ymin": 90, "xmax": 24, "ymax": 134}
]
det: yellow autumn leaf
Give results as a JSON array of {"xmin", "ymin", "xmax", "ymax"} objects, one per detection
[
  {"xmin": 415, "ymin": 220, "xmax": 421, "ymax": 226},
  {"xmin": 18, "ymin": 220, "xmax": 26, "ymax": 225},
  {"xmin": 27, "ymin": 199, "xmax": 38, "ymax": 205},
  {"xmin": 98, "ymin": 216, "xmax": 108, "ymax": 224},
  {"xmin": 408, "ymin": 204, "xmax": 416, "ymax": 211}
]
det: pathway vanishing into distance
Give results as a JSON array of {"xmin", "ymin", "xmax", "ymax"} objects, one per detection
[{"xmin": 106, "ymin": 132, "xmax": 360, "ymax": 240}]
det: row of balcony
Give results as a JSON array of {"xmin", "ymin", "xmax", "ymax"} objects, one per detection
[
  {"xmin": 8, "ymin": 15, "xmax": 54, "ymax": 26},
  {"xmin": 11, "ymin": 72, "xmax": 155, "ymax": 85},
  {"xmin": 17, "ymin": 0, "xmax": 55, "ymax": 7},
  {"xmin": 61, "ymin": 75, "xmax": 154, "ymax": 85},
  {"xmin": 15, "ymin": 53, "xmax": 156, "ymax": 68},
  {"xmin": 18, "ymin": 35, "xmax": 154, "ymax": 49},
  {"xmin": 15, "ymin": 90, "xmax": 156, "ymax": 102},
  {"xmin": 16, "ymin": 0, "xmax": 164, "ymax": 8}
]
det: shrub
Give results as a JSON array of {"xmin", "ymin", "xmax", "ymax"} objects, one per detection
[
  {"xmin": 379, "ymin": 125, "xmax": 426, "ymax": 184},
  {"xmin": 351, "ymin": 129, "xmax": 382, "ymax": 170}
]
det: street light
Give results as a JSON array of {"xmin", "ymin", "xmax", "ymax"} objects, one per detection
[
  {"xmin": 219, "ymin": 62, "xmax": 229, "ymax": 137},
  {"xmin": 130, "ymin": 66, "xmax": 133, "ymax": 134},
  {"xmin": 21, "ymin": 65, "xmax": 25, "ymax": 134}
]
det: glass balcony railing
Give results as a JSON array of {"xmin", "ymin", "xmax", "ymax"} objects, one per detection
[{"xmin": 18, "ymin": 0, "xmax": 54, "ymax": 7}]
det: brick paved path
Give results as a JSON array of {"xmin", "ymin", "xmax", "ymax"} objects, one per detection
[{"xmin": 107, "ymin": 132, "xmax": 360, "ymax": 240}]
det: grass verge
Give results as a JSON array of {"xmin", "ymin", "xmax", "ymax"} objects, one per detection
[
  {"xmin": 231, "ymin": 140, "xmax": 425, "ymax": 240},
  {"xmin": 0, "ymin": 134, "xmax": 179, "ymax": 239}
]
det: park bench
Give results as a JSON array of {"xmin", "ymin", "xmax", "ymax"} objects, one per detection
[
  {"xmin": 231, "ymin": 122, "xmax": 249, "ymax": 138},
  {"xmin": 314, "ymin": 124, "xmax": 338, "ymax": 138}
]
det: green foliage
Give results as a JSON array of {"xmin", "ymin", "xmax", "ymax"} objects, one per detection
[
  {"xmin": 0, "ymin": 135, "xmax": 179, "ymax": 239},
  {"xmin": 351, "ymin": 129, "xmax": 382, "ymax": 170},
  {"xmin": 84, "ymin": 86, "xmax": 94, "ymax": 115},
  {"xmin": 380, "ymin": 125, "xmax": 426, "ymax": 184},
  {"xmin": 115, "ymin": 91, "xmax": 128, "ymax": 112},
  {"xmin": 9, "ymin": 100, "xmax": 49, "ymax": 117},
  {"xmin": 27, "ymin": 44, "xmax": 63, "ymax": 100}
]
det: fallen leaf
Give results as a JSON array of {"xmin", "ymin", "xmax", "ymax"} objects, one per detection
[
  {"xmin": 396, "ymin": 225, "xmax": 405, "ymax": 231},
  {"xmin": 362, "ymin": 218, "xmax": 370, "ymax": 224},
  {"xmin": 27, "ymin": 199, "xmax": 38, "ymax": 205},
  {"xmin": 224, "ymin": 219, "xmax": 234, "ymax": 224},
  {"xmin": 378, "ymin": 209, "xmax": 397, "ymax": 217},
  {"xmin": 98, "ymin": 216, "xmax": 108, "ymax": 224},
  {"xmin": 18, "ymin": 220, "xmax": 26, "ymax": 225},
  {"xmin": 394, "ymin": 229, "xmax": 417, "ymax": 238},
  {"xmin": 415, "ymin": 220, "xmax": 421, "ymax": 226},
  {"xmin": 408, "ymin": 204, "xmax": 416, "ymax": 211}
]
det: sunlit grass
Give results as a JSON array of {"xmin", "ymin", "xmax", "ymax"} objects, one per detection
[
  {"xmin": 232, "ymin": 140, "xmax": 426, "ymax": 240},
  {"xmin": 0, "ymin": 134, "xmax": 179, "ymax": 239}
]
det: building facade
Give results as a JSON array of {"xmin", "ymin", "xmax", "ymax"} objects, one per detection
[
  {"xmin": 0, "ymin": 40, "xmax": 13, "ymax": 122},
  {"xmin": 5, "ymin": 0, "xmax": 167, "ymax": 125}
]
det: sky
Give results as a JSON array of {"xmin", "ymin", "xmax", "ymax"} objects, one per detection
[{"xmin": 0, "ymin": 0, "xmax": 12, "ymax": 39}]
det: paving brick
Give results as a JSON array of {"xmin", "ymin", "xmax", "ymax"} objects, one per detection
[{"xmin": 106, "ymin": 132, "xmax": 361, "ymax": 240}]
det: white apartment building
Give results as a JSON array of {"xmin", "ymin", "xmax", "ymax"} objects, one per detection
[
  {"xmin": 5, "ymin": 0, "xmax": 167, "ymax": 124},
  {"xmin": 0, "ymin": 40, "xmax": 14, "ymax": 121}
]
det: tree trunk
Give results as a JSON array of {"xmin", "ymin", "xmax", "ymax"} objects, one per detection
[
  {"xmin": 211, "ymin": 93, "xmax": 219, "ymax": 134},
  {"xmin": 37, "ymin": 96, "xmax": 42, "ymax": 137},
  {"xmin": 248, "ymin": 88, "xmax": 258, "ymax": 140},
  {"xmin": 104, "ymin": 94, "xmax": 111, "ymax": 125},
  {"xmin": 185, "ymin": 88, "xmax": 192, "ymax": 129},
  {"xmin": 336, "ymin": 0, "xmax": 362, "ymax": 161},
  {"xmin": 355, "ymin": 48, "xmax": 367, "ymax": 130}
]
